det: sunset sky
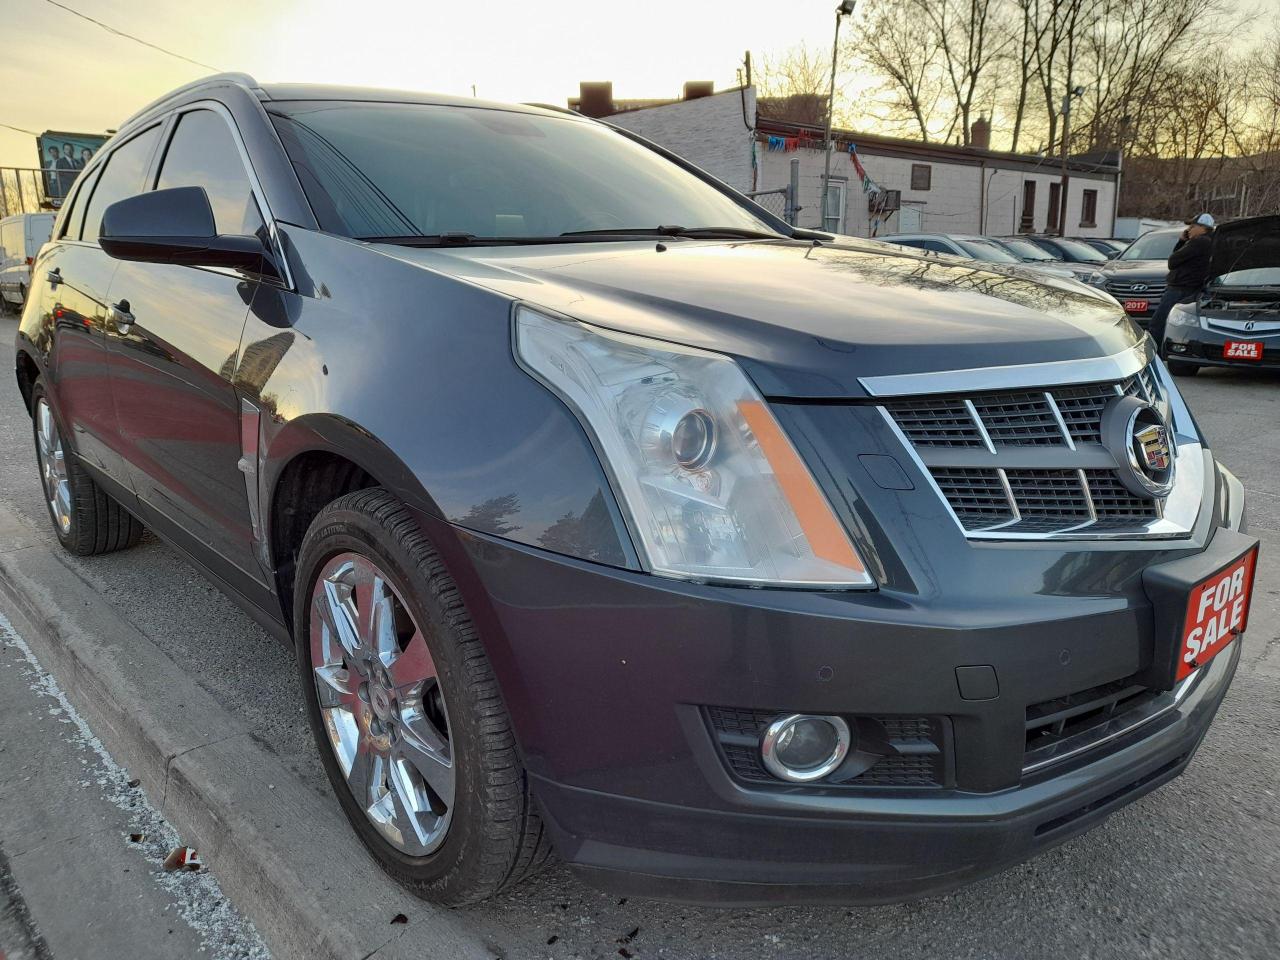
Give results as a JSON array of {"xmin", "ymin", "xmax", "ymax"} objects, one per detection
[{"xmin": 0, "ymin": 0, "xmax": 1268, "ymax": 169}]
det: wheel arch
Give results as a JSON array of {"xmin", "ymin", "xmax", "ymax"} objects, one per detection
[
  {"xmin": 15, "ymin": 346, "xmax": 41, "ymax": 414},
  {"xmin": 262, "ymin": 412, "xmax": 444, "ymax": 633}
]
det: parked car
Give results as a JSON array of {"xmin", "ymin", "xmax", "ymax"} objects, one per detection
[
  {"xmin": 880, "ymin": 233, "xmax": 1082, "ymax": 284},
  {"xmin": 1000, "ymin": 235, "xmax": 1108, "ymax": 279},
  {"xmin": 1084, "ymin": 227, "xmax": 1184, "ymax": 328},
  {"xmin": 14, "ymin": 74, "xmax": 1257, "ymax": 907},
  {"xmin": 1161, "ymin": 215, "xmax": 1280, "ymax": 375},
  {"xmin": 0, "ymin": 213, "xmax": 56, "ymax": 312},
  {"xmin": 1073, "ymin": 237, "xmax": 1128, "ymax": 257}
]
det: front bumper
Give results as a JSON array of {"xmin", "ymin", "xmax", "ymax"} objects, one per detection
[
  {"xmin": 424, "ymin": 465, "xmax": 1251, "ymax": 905},
  {"xmin": 1165, "ymin": 320, "xmax": 1280, "ymax": 368}
]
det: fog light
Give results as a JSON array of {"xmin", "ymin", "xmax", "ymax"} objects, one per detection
[
  {"xmin": 1169, "ymin": 342, "xmax": 1188, "ymax": 354},
  {"xmin": 760, "ymin": 714, "xmax": 851, "ymax": 782}
]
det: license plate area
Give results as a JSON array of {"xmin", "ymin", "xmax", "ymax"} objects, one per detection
[
  {"xmin": 1140, "ymin": 530, "xmax": 1260, "ymax": 691},
  {"xmin": 1224, "ymin": 340, "xmax": 1262, "ymax": 361},
  {"xmin": 1123, "ymin": 299, "xmax": 1149, "ymax": 313},
  {"xmin": 1174, "ymin": 546, "xmax": 1259, "ymax": 682}
]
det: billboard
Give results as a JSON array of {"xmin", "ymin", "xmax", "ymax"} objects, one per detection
[{"xmin": 37, "ymin": 130, "xmax": 109, "ymax": 203}]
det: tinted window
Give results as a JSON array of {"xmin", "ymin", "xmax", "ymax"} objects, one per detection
[
  {"xmin": 1047, "ymin": 237, "xmax": 1106, "ymax": 262},
  {"xmin": 1120, "ymin": 230, "xmax": 1181, "ymax": 261},
  {"xmin": 891, "ymin": 238, "xmax": 949, "ymax": 254},
  {"xmin": 269, "ymin": 101, "xmax": 771, "ymax": 240},
  {"xmin": 997, "ymin": 237, "xmax": 1056, "ymax": 261},
  {"xmin": 955, "ymin": 238, "xmax": 1019, "ymax": 263},
  {"xmin": 82, "ymin": 127, "xmax": 161, "ymax": 243},
  {"xmin": 157, "ymin": 110, "xmax": 263, "ymax": 236}
]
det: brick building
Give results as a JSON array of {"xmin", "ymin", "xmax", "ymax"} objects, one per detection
[{"xmin": 573, "ymin": 82, "xmax": 1121, "ymax": 239}]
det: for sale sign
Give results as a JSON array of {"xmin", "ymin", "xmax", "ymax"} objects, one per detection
[{"xmin": 1176, "ymin": 547, "xmax": 1259, "ymax": 682}]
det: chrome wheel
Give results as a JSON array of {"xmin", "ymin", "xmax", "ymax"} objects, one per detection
[
  {"xmin": 36, "ymin": 398, "xmax": 71, "ymax": 535},
  {"xmin": 310, "ymin": 552, "xmax": 454, "ymax": 855}
]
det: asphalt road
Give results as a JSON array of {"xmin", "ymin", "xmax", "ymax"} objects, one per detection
[{"xmin": 2, "ymin": 312, "xmax": 1278, "ymax": 960}]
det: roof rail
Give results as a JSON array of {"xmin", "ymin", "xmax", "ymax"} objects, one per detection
[{"xmin": 118, "ymin": 72, "xmax": 262, "ymax": 130}]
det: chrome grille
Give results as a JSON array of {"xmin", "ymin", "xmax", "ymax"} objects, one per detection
[
  {"xmin": 884, "ymin": 360, "xmax": 1170, "ymax": 537},
  {"xmin": 1104, "ymin": 279, "xmax": 1166, "ymax": 298},
  {"xmin": 884, "ymin": 366, "xmax": 1163, "ymax": 452}
]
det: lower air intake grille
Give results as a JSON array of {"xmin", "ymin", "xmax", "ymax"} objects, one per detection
[{"xmin": 705, "ymin": 707, "xmax": 947, "ymax": 788}]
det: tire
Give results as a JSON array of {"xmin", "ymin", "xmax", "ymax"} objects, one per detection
[
  {"xmin": 30, "ymin": 380, "xmax": 144, "ymax": 556},
  {"xmin": 293, "ymin": 488, "xmax": 551, "ymax": 904},
  {"xmin": 1168, "ymin": 359, "xmax": 1200, "ymax": 377}
]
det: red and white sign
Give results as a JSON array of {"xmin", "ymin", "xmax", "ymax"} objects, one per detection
[
  {"xmin": 1122, "ymin": 299, "xmax": 1149, "ymax": 314},
  {"xmin": 1177, "ymin": 548, "xmax": 1259, "ymax": 681},
  {"xmin": 1223, "ymin": 341, "xmax": 1262, "ymax": 361}
]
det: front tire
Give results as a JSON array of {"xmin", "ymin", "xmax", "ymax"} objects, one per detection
[
  {"xmin": 293, "ymin": 488, "xmax": 550, "ymax": 904},
  {"xmin": 30, "ymin": 380, "xmax": 144, "ymax": 555}
]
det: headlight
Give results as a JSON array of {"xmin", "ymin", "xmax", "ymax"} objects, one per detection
[
  {"xmin": 1167, "ymin": 302, "xmax": 1199, "ymax": 327},
  {"xmin": 514, "ymin": 306, "xmax": 873, "ymax": 588},
  {"xmin": 1086, "ymin": 271, "xmax": 1106, "ymax": 286}
]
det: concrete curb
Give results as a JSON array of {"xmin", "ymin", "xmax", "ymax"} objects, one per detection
[{"xmin": 0, "ymin": 508, "xmax": 492, "ymax": 960}]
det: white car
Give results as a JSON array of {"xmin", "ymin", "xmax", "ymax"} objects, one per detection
[{"xmin": 0, "ymin": 213, "xmax": 56, "ymax": 312}]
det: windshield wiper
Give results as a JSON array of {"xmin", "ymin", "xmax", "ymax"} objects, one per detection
[{"xmin": 559, "ymin": 225, "xmax": 781, "ymax": 240}]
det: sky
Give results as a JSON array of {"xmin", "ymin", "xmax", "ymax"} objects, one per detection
[{"xmin": 0, "ymin": 0, "xmax": 1268, "ymax": 169}]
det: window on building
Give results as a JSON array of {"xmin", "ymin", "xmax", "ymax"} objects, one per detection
[
  {"xmin": 1047, "ymin": 181, "xmax": 1062, "ymax": 232},
  {"xmin": 82, "ymin": 126, "xmax": 161, "ymax": 243},
  {"xmin": 910, "ymin": 164, "xmax": 932, "ymax": 191},
  {"xmin": 1080, "ymin": 188, "xmax": 1098, "ymax": 227},
  {"xmin": 822, "ymin": 177, "xmax": 848, "ymax": 233},
  {"xmin": 156, "ymin": 110, "xmax": 264, "ymax": 237},
  {"xmin": 1019, "ymin": 181, "xmax": 1036, "ymax": 232}
]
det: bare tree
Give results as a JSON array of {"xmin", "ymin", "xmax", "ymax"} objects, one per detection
[
  {"xmin": 854, "ymin": 0, "xmax": 948, "ymax": 140},
  {"xmin": 755, "ymin": 43, "xmax": 832, "ymax": 126},
  {"xmin": 913, "ymin": 0, "xmax": 1011, "ymax": 144}
]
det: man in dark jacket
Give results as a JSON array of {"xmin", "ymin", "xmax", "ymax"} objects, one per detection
[{"xmin": 1149, "ymin": 213, "xmax": 1215, "ymax": 350}]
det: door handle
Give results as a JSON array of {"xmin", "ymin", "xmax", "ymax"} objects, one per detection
[
  {"xmin": 110, "ymin": 300, "xmax": 134, "ymax": 335},
  {"xmin": 46, "ymin": 268, "xmax": 62, "ymax": 288}
]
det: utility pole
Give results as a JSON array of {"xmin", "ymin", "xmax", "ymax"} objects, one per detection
[
  {"xmin": 821, "ymin": 1, "xmax": 856, "ymax": 232},
  {"xmin": 1058, "ymin": 85, "xmax": 1084, "ymax": 236}
]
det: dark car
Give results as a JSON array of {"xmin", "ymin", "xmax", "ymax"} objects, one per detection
[
  {"xmin": 1073, "ymin": 237, "xmax": 1127, "ymax": 257},
  {"xmin": 1162, "ymin": 215, "xmax": 1280, "ymax": 375},
  {"xmin": 1002, "ymin": 235, "xmax": 1109, "ymax": 279},
  {"xmin": 13, "ymin": 74, "xmax": 1259, "ymax": 907},
  {"xmin": 1085, "ymin": 228, "xmax": 1184, "ymax": 327}
]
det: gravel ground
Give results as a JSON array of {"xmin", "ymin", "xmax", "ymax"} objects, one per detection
[{"xmin": 3, "ymin": 314, "xmax": 1278, "ymax": 959}]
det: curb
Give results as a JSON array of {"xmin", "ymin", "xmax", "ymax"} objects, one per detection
[{"xmin": 0, "ymin": 508, "xmax": 492, "ymax": 960}]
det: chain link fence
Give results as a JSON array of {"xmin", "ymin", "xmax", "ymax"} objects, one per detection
[
  {"xmin": 746, "ymin": 158, "xmax": 801, "ymax": 226},
  {"xmin": 1, "ymin": 167, "xmax": 70, "ymax": 218}
]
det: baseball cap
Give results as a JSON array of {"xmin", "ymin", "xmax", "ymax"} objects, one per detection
[{"xmin": 1186, "ymin": 213, "xmax": 1215, "ymax": 228}]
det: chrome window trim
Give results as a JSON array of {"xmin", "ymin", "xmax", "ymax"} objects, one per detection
[{"xmin": 859, "ymin": 339, "xmax": 1153, "ymax": 398}]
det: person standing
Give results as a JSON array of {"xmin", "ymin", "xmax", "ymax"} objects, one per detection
[{"xmin": 1149, "ymin": 213, "xmax": 1215, "ymax": 351}]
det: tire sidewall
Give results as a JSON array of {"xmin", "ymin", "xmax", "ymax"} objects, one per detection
[
  {"xmin": 292, "ymin": 499, "xmax": 489, "ymax": 896},
  {"xmin": 29, "ymin": 380, "xmax": 78, "ymax": 551}
]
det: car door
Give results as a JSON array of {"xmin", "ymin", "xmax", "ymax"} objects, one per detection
[
  {"xmin": 102, "ymin": 106, "xmax": 268, "ymax": 600},
  {"xmin": 31, "ymin": 127, "xmax": 163, "ymax": 494}
]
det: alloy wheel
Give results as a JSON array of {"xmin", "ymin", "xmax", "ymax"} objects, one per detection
[
  {"xmin": 309, "ymin": 552, "xmax": 454, "ymax": 855},
  {"xmin": 36, "ymin": 398, "xmax": 72, "ymax": 535}
]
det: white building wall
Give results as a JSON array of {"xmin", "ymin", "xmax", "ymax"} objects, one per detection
[
  {"xmin": 606, "ymin": 87, "xmax": 1116, "ymax": 238},
  {"xmin": 606, "ymin": 88, "xmax": 758, "ymax": 194}
]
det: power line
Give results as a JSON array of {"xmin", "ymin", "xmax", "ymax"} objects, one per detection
[
  {"xmin": 41, "ymin": 0, "xmax": 220, "ymax": 72},
  {"xmin": 0, "ymin": 122, "xmax": 39, "ymax": 136}
]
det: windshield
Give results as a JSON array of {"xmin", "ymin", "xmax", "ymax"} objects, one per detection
[
  {"xmin": 1212, "ymin": 267, "xmax": 1280, "ymax": 287},
  {"xmin": 955, "ymin": 238, "xmax": 1020, "ymax": 264},
  {"xmin": 1049, "ymin": 238, "xmax": 1107, "ymax": 262},
  {"xmin": 997, "ymin": 237, "xmax": 1057, "ymax": 261},
  {"xmin": 268, "ymin": 101, "xmax": 775, "ymax": 242},
  {"xmin": 1119, "ymin": 230, "xmax": 1180, "ymax": 261}
]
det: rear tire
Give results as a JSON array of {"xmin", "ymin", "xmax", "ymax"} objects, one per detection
[
  {"xmin": 293, "ymin": 488, "xmax": 551, "ymax": 904},
  {"xmin": 1168, "ymin": 360, "xmax": 1200, "ymax": 377},
  {"xmin": 30, "ymin": 380, "xmax": 144, "ymax": 556}
]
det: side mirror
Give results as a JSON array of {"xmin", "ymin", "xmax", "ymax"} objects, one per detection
[{"xmin": 99, "ymin": 186, "xmax": 278, "ymax": 278}]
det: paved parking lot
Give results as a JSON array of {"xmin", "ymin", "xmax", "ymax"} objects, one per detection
[{"xmin": 2, "ymin": 313, "xmax": 1278, "ymax": 959}]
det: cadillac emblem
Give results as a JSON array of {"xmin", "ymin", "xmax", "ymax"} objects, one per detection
[{"xmin": 1102, "ymin": 396, "xmax": 1176, "ymax": 499}]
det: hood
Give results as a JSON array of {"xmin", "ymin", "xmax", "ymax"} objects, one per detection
[
  {"xmin": 1097, "ymin": 258, "xmax": 1166, "ymax": 279},
  {"xmin": 383, "ymin": 237, "xmax": 1138, "ymax": 399},
  {"xmin": 1208, "ymin": 215, "xmax": 1280, "ymax": 281}
]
